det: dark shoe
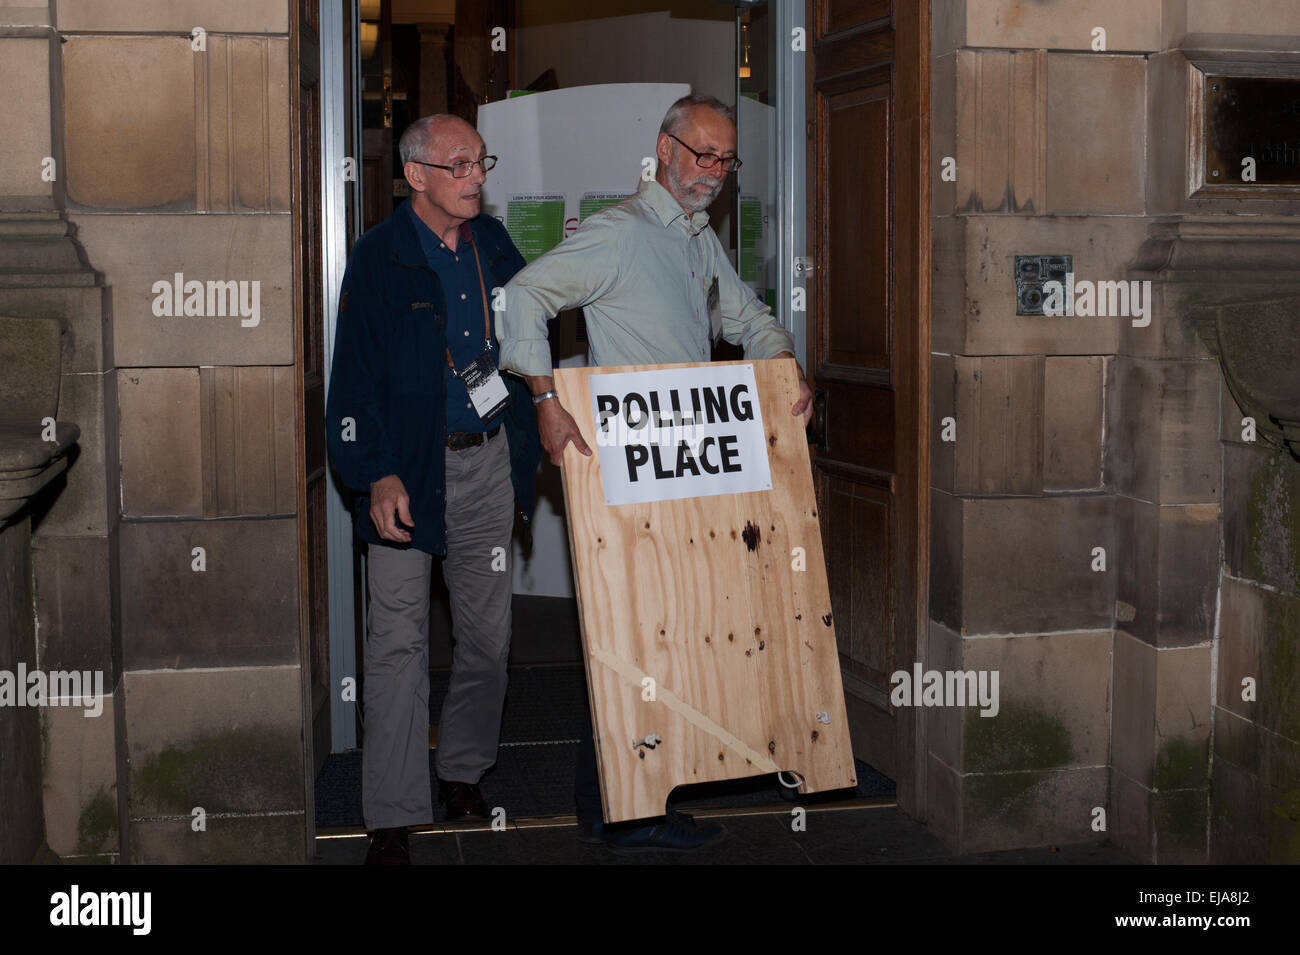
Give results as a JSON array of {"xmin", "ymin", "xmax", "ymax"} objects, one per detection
[
  {"xmin": 588, "ymin": 810, "xmax": 727, "ymax": 852},
  {"xmin": 365, "ymin": 827, "xmax": 410, "ymax": 865},
  {"xmin": 438, "ymin": 780, "xmax": 490, "ymax": 820}
]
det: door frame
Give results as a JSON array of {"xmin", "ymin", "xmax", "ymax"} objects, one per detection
[
  {"xmin": 318, "ymin": 0, "xmax": 362, "ymax": 757},
  {"xmin": 803, "ymin": 0, "xmax": 930, "ymax": 820}
]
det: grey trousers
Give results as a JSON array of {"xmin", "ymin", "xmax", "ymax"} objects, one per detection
[{"xmin": 362, "ymin": 428, "xmax": 515, "ymax": 829}]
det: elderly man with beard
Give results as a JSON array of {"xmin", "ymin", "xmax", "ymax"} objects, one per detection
[{"xmin": 497, "ymin": 94, "xmax": 812, "ymax": 851}]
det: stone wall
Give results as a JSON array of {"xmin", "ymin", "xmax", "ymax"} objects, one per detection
[
  {"xmin": 929, "ymin": 0, "xmax": 1300, "ymax": 860},
  {"xmin": 2, "ymin": 0, "xmax": 305, "ymax": 862}
]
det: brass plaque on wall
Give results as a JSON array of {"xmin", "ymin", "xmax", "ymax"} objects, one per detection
[{"xmin": 1204, "ymin": 75, "xmax": 1300, "ymax": 187}]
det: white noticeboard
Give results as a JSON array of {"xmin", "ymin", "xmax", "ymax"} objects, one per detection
[
  {"xmin": 476, "ymin": 83, "xmax": 691, "ymax": 597},
  {"xmin": 589, "ymin": 364, "xmax": 773, "ymax": 506}
]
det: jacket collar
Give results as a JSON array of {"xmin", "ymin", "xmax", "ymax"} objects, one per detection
[
  {"xmin": 392, "ymin": 200, "xmax": 485, "ymax": 267},
  {"xmin": 639, "ymin": 178, "xmax": 709, "ymax": 234}
]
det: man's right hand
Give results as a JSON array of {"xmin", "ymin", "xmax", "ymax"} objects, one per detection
[
  {"xmin": 370, "ymin": 474, "xmax": 414, "ymax": 543},
  {"xmin": 536, "ymin": 398, "xmax": 592, "ymax": 467}
]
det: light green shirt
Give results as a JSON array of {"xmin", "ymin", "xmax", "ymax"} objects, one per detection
[{"xmin": 498, "ymin": 178, "xmax": 795, "ymax": 377}]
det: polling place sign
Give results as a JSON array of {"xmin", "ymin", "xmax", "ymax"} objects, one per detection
[{"xmin": 590, "ymin": 363, "xmax": 773, "ymax": 506}]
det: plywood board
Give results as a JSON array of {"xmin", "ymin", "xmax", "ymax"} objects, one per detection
[{"xmin": 554, "ymin": 358, "xmax": 855, "ymax": 823}]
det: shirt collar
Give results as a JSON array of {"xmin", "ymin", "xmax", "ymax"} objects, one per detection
[
  {"xmin": 639, "ymin": 178, "xmax": 709, "ymax": 234},
  {"xmin": 405, "ymin": 200, "xmax": 476, "ymax": 253}
]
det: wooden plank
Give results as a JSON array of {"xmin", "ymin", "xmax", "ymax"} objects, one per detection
[{"xmin": 554, "ymin": 358, "xmax": 856, "ymax": 823}]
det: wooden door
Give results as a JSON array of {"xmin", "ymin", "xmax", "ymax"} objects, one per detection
[
  {"xmin": 293, "ymin": 0, "xmax": 331, "ymax": 819},
  {"xmin": 806, "ymin": 0, "xmax": 929, "ymax": 815}
]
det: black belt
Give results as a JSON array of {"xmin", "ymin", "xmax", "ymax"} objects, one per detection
[{"xmin": 446, "ymin": 424, "xmax": 500, "ymax": 451}]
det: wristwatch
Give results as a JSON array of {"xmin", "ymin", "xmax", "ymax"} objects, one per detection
[{"xmin": 532, "ymin": 389, "xmax": 559, "ymax": 405}]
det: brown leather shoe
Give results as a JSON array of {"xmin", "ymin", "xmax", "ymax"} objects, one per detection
[
  {"xmin": 365, "ymin": 826, "xmax": 410, "ymax": 865},
  {"xmin": 438, "ymin": 780, "xmax": 490, "ymax": 820}
]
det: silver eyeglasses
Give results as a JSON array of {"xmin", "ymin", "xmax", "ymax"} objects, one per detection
[{"xmin": 410, "ymin": 156, "xmax": 498, "ymax": 178}]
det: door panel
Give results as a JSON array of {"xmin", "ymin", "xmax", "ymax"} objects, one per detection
[{"xmin": 807, "ymin": 0, "xmax": 928, "ymax": 815}]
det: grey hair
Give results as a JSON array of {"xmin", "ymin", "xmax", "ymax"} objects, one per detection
[
  {"xmin": 399, "ymin": 116, "xmax": 438, "ymax": 164},
  {"xmin": 399, "ymin": 114, "xmax": 474, "ymax": 165},
  {"xmin": 658, "ymin": 94, "xmax": 735, "ymax": 136}
]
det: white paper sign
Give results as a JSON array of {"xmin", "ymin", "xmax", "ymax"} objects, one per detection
[{"xmin": 588, "ymin": 364, "xmax": 773, "ymax": 506}]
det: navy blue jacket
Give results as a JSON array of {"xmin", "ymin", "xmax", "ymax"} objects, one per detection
[{"xmin": 325, "ymin": 206, "xmax": 540, "ymax": 555}]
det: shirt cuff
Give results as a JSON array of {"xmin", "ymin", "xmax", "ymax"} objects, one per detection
[
  {"xmin": 498, "ymin": 339, "xmax": 553, "ymax": 379},
  {"xmin": 743, "ymin": 326, "xmax": 797, "ymax": 361}
]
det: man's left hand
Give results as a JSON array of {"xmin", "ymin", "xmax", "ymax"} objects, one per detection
[{"xmin": 776, "ymin": 352, "xmax": 814, "ymax": 425}]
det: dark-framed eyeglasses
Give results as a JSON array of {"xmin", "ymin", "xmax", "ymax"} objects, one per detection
[
  {"xmin": 666, "ymin": 134, "xmax": 742, "ymax": 173},
  {"xmin": 410, "ymin": 156, "xmax": 498, "ymax": 178}
]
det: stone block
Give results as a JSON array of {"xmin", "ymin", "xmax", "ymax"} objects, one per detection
[
  {"xmin": 200, "ymin": 366, "xmax": 296, "ymax": 516},
  {"xmin": 31, "ymin": 371, "xmax": 108, "ymax": 537},
  {"xmin": 1110, "ymin": 769, "xmax": 1152, "ymax": 861},
  {"xmin": 1214, "ymin": 706, "xmax": 1259, "ymax": 775},
  {"xmin": 964, "ymin": 0, "xmax": 1161, "ymax": 52},
  {"xmin": 131, "ymin": 813, "xmax": 303, "ymax": 864},
  {"xmin": 1045, "ymin": 54, "xmax": 1145, "ymax": 214},
  {"xmin": 1105, "ymin": 356, "xmax": 1221, "ymax": 504},
  {"xmin": 1114, "ymin": 496, "xmax": 1219, "ymax": 647},
  {"xmin": 961, "ymin": 630, "xmax": 1111, "ymax": 773},
  {"xmin": 119, "ymin": 518, "xmax": 299, "ymax": 669},
  {"xmin": 1112, "ymin": 630, "xmax": 1156, "ymax": 785},
  {"xmin": 1117, "ymin": 280, "xmax": 1220, "ymax": 361},
  {"xmin": 123, "ymin": 666, "xmax": 304, "ymax": 818},
  {"xmin": 1256, "ymin": 588, "xmax": 1300, "ymax": 745},
  {"xmin": 928, "ymin": 489, "xmax": 962, "ymax": 627},
  {"xmin": 1153, "ymin": 644, "xmax": 1212, "ymax": 790},
  {"xmin": 1145, "ymin": 51, "xmax": 1191, "ymax": 217},
  {"xmin": 1187, "ymin": 0, "xmax": 1300, "ymax": 35},
  {"xmin": 941, "ymin": 50, "xmax": 1046, "ymax": 214},
  {"xmin": 63, "ymin": 38, "xmax": 194, "ymax": 211},
  {"xmin": 931, "ymin": 52, "xmax": 958, "ymax": 211},
  {"xmin": 930, "ymin": 353, "xmax": 956, "ymax": 492},
  {"xmin": 1219, "ymin": 375, "xmax": 1252, "ymax": 447},
  {"xmin": 0, "ymin": 37, "xmax": 53, "ymax": 201},
  {"xmin": 925, "ymin": 751, "xmax": 961, "ymax": 849},
  {"xmin": 0, "ymin": 286, "xmax": 109, "ymax": 375},
  {"xmin": 1217, "ymin": 575, "xmax": 1263, "ymax": 721},
  {"xmin": 1043, "ymin": 356, "xmax": 1104, "ymax": 490},
  {"xmin": 930, "ymin": 214, "xmax": 1145, "ymax": 356},
  {"xmin": 1151, "ymin": 787, "xmax": 1207, "ymax": 862},
  {"xmin": 1261, "ymin": 729, "xmax": 1300, "ymax": 863},
  {"xmin": 32, "ymin": 534, "xmax": 113, "ymax": 674},
  {"xmin": 0, "ymin": 315, "xmax": 59, "ymax": 427},
  {"xmin": 56, "ymin": 0, "xmax": 289, "ymax": 33},
  {"xmin": 69, "ymin": 213, "xmax": 293, "ymax": 367},
  {"xmin": 949, "ymin": 355, "xmax": 1043, "ymax": 495},
  {"xmin": 934, "ymin": 494, "xmax": 1114, "ymax": 635},
  {"xmin": 117, "ymin": 368, "xmax": 203, "ymax": 518},
  {"xmin": 923, "ymin": 619, "xmax": 964, "ymax": 771},
  {"xmin": 1223, "ymin": 444, "xmax": 1300, "ymax": 597},
  {"xmin": 62, "ymin": 36, "xmax": 290, "ymax": 213},
  {"xmin": 960, "ymin": 765, "xmax": 1107, "ymax": 853},
  {"xmin": 1209, "ymin": 757, "xmax": 1264, "ymax": 864},
  {"xmin": 42, "ymin": 695, "xmax": 118, "ymax": 858}
]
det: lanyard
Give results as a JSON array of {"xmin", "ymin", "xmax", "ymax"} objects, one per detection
[{"xmin": 444, "ymin": 231, "xmax": 492, "ymax": 373}]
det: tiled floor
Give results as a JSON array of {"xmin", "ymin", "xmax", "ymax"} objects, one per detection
[{"xmin": 313, "ymin": 803, "xmax": 1140, "ymax": 865}]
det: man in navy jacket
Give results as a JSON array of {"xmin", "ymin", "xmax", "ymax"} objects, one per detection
[{"xmin": 326, "ymin": 114, "xmax": 539, "ymax": 865}]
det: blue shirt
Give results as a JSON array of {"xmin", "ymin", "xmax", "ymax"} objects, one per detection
[{"xmin": 406, "ymin": 200, "xmax": 501, "ymax": 433}]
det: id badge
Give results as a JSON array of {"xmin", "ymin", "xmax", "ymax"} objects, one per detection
[{"xmin": 459, "ymin": 350, "xmax": 511, "ymax": 422}]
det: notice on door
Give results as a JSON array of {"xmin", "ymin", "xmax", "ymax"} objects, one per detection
[{"xmin": 588, "ymin": 363, "xmax": 773, "ymax": 506}]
